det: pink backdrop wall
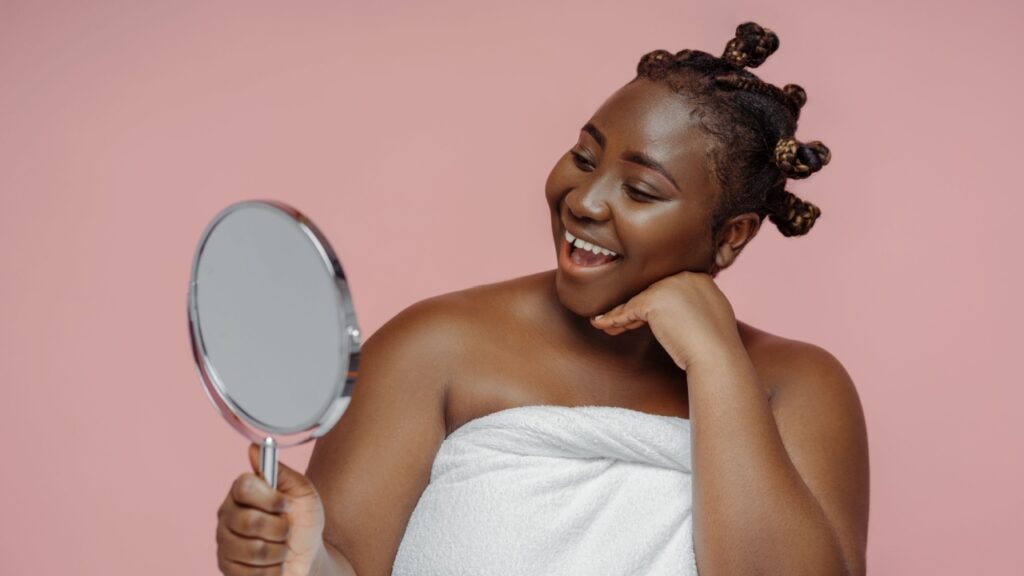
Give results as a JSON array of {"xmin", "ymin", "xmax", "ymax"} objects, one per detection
[{"xmin": 2, "ymin": 0, "xmax": 1021, "ymax": 573}]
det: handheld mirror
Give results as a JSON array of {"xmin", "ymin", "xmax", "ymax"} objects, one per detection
[{"xmin": 188, "ymin": 200, "xmax": 360, "ymax": 489}]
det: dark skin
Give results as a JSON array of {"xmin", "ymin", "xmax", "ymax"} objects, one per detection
[{"xmin": 215, "ymin": 78, "xmax": 869, "ymax": 576}]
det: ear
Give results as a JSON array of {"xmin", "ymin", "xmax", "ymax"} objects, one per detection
[{"xmin": 714, "ymin": 212, "xmax": 762, "ymax": 269}]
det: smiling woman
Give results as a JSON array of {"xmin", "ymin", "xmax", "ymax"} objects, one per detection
[
  {"xmin": 547, "ymin": 80, "xmax": 724, "ymax": 319},
  {"xmin": 214, "ymin": 21, "xmax": 867, "ymax": 576}
]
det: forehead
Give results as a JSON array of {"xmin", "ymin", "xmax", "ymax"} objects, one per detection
[{"xmin": 586, "ymin": 79, "xmax": 715, "ymax": 191}]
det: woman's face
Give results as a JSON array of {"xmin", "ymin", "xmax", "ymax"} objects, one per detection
[{"xmin": 545, "ymin": 78, "xmax": 721, "ymax": 318}]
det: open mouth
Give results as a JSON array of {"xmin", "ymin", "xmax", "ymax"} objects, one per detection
[{"xmin": 563, "ymin": 230, "xmax": 621, "ymax": 268}]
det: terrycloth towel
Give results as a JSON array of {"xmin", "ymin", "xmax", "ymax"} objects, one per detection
[{"xmin": 391, "ymin": 404, "xmax": 697, "ymax": 576}]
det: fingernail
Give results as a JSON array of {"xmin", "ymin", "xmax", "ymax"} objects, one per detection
[{"xmin": 594, "ymin": 314, "xmax": 603, "ymax": 320}]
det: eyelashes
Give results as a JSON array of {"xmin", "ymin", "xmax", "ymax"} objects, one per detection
[
  {"xmin": 570, "ymin": 150, "xmax": 594, "ymax": 171},
  {"xmin": 622, "ymin": 185, "xmax": 658, "ymax": 201},
  {"xmin": 569, "ymin": 150, "xmax": 659, "ymax": 202}
]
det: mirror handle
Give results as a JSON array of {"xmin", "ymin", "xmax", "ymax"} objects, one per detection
[{"xmin": 259, "ymin": 436, "xmax": 278, "ymax": 490}]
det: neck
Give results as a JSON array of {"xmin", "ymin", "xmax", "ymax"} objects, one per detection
[{"xmin": 544, "ymin": 273, "xmax": 674, "ymax": 371}]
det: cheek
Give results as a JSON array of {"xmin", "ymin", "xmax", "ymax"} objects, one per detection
[
  {"xmin": 544, "ymin": 157, "xmax": 574, "ymax": 207},
  {"xmin": 625, "ymin": 211, "xmax": 710, "ymax": 273}
]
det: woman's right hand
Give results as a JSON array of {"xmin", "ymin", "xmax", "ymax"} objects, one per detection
[{"xmin": 216, "ymin": 443, "xmax": 327, "ymax": 575}]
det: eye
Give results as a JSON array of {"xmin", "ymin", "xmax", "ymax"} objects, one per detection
[
  {"xmin": 570, "ymin": 150, "xmax": 594, "ymax": 171},
  {"xmin": 624, "ymin": 185, "xmax": 659, "ymax": 202}
]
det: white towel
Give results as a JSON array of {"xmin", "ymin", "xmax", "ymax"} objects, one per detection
[{"xmin": 391, "ymin": 404, "xmax": 697, "ymax": 576}]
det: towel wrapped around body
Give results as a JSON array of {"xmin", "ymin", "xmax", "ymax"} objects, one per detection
[{"xmin": 391, "ymin": 404, "xmax": 697, "ymax": 576}]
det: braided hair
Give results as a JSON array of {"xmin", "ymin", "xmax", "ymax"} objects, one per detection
[{"xmin": 631, "ymin": 22, "xmax": 830, "ymax": 238}]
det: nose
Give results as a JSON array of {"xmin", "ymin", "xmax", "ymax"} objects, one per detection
[{"xmin": 564, "ymin": 180, "xmax": 612, "ymax": 222}]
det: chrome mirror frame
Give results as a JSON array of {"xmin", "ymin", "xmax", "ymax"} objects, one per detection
[{"xmin": 187, "ymin": 199, "xmax": 360, "ymax": 487}]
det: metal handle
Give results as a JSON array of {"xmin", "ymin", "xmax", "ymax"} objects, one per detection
[{"xmin": 259, "ymin": 437, "xmax": 278, "ymax": 490}]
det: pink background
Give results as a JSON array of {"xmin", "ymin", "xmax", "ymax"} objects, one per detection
[{"xmin": 2, "ymin": 0, "xmax": 1021, "ymax": 573}]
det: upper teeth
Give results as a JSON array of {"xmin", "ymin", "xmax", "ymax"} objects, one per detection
[{"xmin": 565, "ymin": 230, "xmax": 618, "ymax": 257}]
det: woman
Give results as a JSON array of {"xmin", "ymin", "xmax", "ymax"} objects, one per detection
[{"xmin": 215, "ymin": 22, "xmax": 870, "ymax": 576}]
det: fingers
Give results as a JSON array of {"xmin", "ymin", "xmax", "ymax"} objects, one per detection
[
  {"xmin": 216, "ymin": 522, "xmax": 288, "ymax": 573},
  {"xmin": 224, "ymin": 504, "xmax": 291, "ymax": 542},
  {"xmin": 618, "ymin": 320, "xmax": 647, "ymax": 330},
  {"xmin": 273, "ymin": 459, "xmax": 318, "ymax": 500},
  {"xmin": 248, "ymin": 443, "xmax": 261, "ymax": 475},
  {"xmin": 216, "ymin": 482, "xmax": 291, "ymax": 575},
  {"xmin": 217, "ymin": 556, "xmax": 283, "ymax": 576},
  {"xmin": 229, "ymin": 472, "xmax": 291, "ymax": 514},
  {"xmin": 217, "ymin": 451, "xmax": 308, "ymax": 576},
  {"xmin": 591, "ymin": 305, "xmax": 647, "ymax": 334},
  {"xmin": 600, "ymin": 322, "xmax": 645, "ymax": 335},
  {"xmin": 248, "ymin": 443, "xmax": 315, "ymax": 500},
  {"xmin": 217, "ymin": 492, "xmax": 290, "ymax": 541}
]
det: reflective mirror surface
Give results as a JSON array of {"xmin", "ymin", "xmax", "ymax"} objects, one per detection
[{"xmin": 188, "ymin": 200, "xmax": 359, "ymax": 462}]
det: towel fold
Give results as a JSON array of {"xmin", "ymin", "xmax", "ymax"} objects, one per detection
[{"xmin": 391, "ymin": 404, "xmax": 697, "ymax": 576}]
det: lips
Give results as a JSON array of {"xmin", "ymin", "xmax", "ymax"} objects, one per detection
[
  {"xmin": 562, "ymin": 225, "xmax": 621, "ymax": 257},
  {"xmin": 570, "ymin": 243, "xmax": 618, "ymax": 266},
  {"xmin": 558, "ymin": 228, "xmax": 622, "ymax": 274}
]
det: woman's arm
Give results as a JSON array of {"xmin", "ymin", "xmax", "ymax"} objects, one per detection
[
  {"xmin": 589, "ymin": 271, "xmax": 869, "ymax": 575},
  {"xmin": 687, "ymin": 337, "xmax": 869, "ymax": 576},
  {"xmin": 304, "ymin": 295, "xmax": 464, "ymax": 576}
]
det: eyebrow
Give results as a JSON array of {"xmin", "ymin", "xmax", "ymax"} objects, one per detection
[{"xmin": 582, "ymin": 122, "xmax": 681, "ymax": 193}]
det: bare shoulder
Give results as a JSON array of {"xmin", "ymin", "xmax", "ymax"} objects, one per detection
[
  {"xmin": 738, "ymin": 321, "xmax": 870, "ymax": 575},
  {"xmin": 396, "ymin": 270, "xmax": 548, "ymax": 330},
  {"xmin": 738, "ymin": 321, "xmax": 860, "ymax": 403},
  {"xmin": 369, "ymin": 271, "xmax": 531, "ymax": 340},
  {"xmin": 739, "ymin": 321, "xmax": 867, "ymax": 452},
  {"xmin": 365, "ymin": 270, "xmax": 547, "ymax": 375}
]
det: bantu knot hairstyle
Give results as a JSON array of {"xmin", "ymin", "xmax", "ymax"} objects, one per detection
[
  {"xmin": 631, "ymin": 22, "xmax": 831, "ymax": 238},
  {"xmin": 721, "ymin": 21, "xmax": 779, "ymax": 68}
]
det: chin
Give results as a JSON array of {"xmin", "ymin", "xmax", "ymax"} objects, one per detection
[{"xmin": 552, "ymin": 270, "xmax": 617, "ymax": 319}]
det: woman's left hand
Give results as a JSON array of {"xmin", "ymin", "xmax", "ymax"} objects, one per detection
[{"xmin": 589, "ymin": 270, "xmax": 742, "ymax": 371}]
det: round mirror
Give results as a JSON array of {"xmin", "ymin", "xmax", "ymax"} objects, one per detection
[{"xmin": 187, "ymin": 199, "xmax": 360, "ymax": 489}]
